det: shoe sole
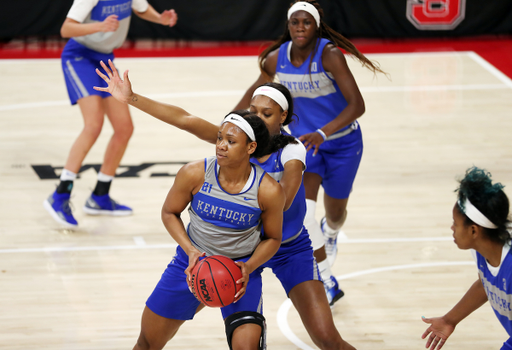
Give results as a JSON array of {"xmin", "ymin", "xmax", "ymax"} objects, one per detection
[
  {"xmin": 330, "ymin": 289, "xmax": 345, "ymax": 307},
  {"xmin": 83, "ymin": 206, "xmax": 133, "ymax": 216},
  {"xmin": 43, "ymin": 199, "xmax": 78, "ymax": 228}
]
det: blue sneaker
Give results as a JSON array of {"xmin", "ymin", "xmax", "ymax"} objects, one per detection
[
  {"xmin": 321, "ymin": 217, "xmax": 338, "ymax": 267},
  {"xmin": 324, "ymin": 275, "xmax": 344, "ymax": 307},
  {"xmin": 43, "ymin": 191, "xmax": 78, "ymax": 228},
  {"xmin": 83, "ymin": 194, "xmax": 132, "ymax": 216}
]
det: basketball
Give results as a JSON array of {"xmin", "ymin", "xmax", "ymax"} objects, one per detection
[{"xmin": 190, "ymin": 255, "xmax": 243, "ymax": 308}]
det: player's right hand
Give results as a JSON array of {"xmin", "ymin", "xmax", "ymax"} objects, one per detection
[
  {"xmin": 100, "ymin": 15, "xmax": 119, "ymax": 32},
  {"xmin": 421, "ymin": 316, "xmax": 455, "ymax": 350}
]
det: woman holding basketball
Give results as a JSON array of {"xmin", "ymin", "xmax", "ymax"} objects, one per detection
[
  {"xmin": 95, "ymin": 61, "xmax": 289, "ymax": 350},
  {"xmin": 96, "ymin": 58, "xmax": 356, "ymax": 349},
  {"xmin": 422, "ymin": 167, "xmax": 512, "ymax": 350},
  {"xmin": 235, "ymin": 0, "xmax": 385, "ymax": 305}
]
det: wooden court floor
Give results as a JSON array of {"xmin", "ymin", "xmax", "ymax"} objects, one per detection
[{"xmin": 1, "ymin": 51, "xmax": 512, "ymax": 349}]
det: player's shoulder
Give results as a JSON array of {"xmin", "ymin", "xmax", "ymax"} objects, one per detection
[{"xmin": 177, "ymin": 159, "xmax": 206, "ymax": 180}]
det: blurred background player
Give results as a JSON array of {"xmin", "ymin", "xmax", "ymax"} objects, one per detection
[
  {"xmin": 43, "ymin": 0, "xmax": 177, "ymax": 228},
  {"xmin": 234, "ymin": 0, "xmax": 385, "ymax": 305},
  {"xmin": 422, "ymin": 167, "xmax": 512, "ymax": 350}
]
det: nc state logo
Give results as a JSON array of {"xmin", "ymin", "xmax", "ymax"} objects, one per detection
[{"xmin": 406, "ymin": 0, "xmax": 466, "ymax": 30}]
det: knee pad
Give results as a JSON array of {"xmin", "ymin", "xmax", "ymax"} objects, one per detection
[
  {"xmin": 305, "ymin": 199, "xmax": 324, "ymax": 250},
  {"xmin": 225, "ymin": 311, "xmax": 266, "ymax": 350}
]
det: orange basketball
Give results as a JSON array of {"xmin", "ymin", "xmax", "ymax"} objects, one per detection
[{"xmin": 190, "ymin": 255, "xmax": 243, "ymax": 308}]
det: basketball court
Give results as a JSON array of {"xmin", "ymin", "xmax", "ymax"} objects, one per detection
[{"xmin": 1, "ymin": 43, "xmax": 512, "ymax": 349}]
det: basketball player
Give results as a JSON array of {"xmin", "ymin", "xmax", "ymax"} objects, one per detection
[
  {"xmin": 234, "ymin": 0, "xmax": 385, "ymax": 305},
  {"xmin": 95, "ymin": 60, "xmax": 300, "ymax": 350},
  {"xmin": 95, "ymin": 58, "xmax": 356, "ymax": 349},
  {"xmin": 43, "ymin": 0, "xmax": 177, "ymax": 228},
  {"xmin": 422, "ymin": 167, "xmax": 512, "ymax": 350}
]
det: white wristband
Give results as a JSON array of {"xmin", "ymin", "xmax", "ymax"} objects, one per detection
[{"xmin": 315, "ymin": 129, "xmax": 327, "ymax": 141}]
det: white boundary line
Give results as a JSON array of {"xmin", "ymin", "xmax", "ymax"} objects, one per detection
[
  {"xmin": 467, "ymin": 51, "xmax": 512, "ymax": 88},
  {"xmin": 0, "ymin": 236, "xmax": 451, "ymax": 254},
  {"xmin": 277, "ymin": 261, "xmax": 474, "ymax": 350},
  {"xmin": 1, "ymin": 83, "xmax": 509, "ymax": 111}
]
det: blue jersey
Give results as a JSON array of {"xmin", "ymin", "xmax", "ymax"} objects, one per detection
[
  {"xmin": 251, "ymin": 140, "xmax": 306, "ymax": 243},
  {"xmin": 475, "ymin": 246, "xmax": 512, "ymax": 336},
  {"xmin": 276, "ymin": 38, "xmax": 350, "ymax": 151}
]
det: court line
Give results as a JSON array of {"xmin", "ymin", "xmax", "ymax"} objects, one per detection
[
  {"xmin": 0, "ymin": 236, "xmax": 452, "ymax": 254},
  {"xmin": 467, "ymin": 52, "xmax": 512, "ymax": 88},
  {"xmin": 1, "ymin": 83, "xmax": 509, "ymax": 111},
  {"xmin": 277, "ymin": 261, "xmax": 474, "ymax": 350}
]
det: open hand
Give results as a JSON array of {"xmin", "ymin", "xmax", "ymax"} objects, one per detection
[
  {"xmin": 299, "ymin": 131, "xmax": 325, "ymax": 156},
  {"xmin": 421, "ymin": 316, "xmax": 455, "ymax": 350},
  {"xmin": 94, "ymin": 59, "xmax": 134, "ymax": 104}
]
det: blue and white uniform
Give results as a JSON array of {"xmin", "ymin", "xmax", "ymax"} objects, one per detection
[
  {"xmin": 147, "ymin": 157, "xmax": 267, "ymax": 320},
  {"xmin": 61, "ymin": 0, "xmax": 149, "ymax": 104},
  {"xmin": 252, "ymin": 134, "xmax": 321, "ymax": 295},
  {"xmin": 472, "ymin": 244, "xmax": 512, "ymax": 349},
  {"xmin": 276, "ymin": 38, "xmax": 363, "ymax": 199}
]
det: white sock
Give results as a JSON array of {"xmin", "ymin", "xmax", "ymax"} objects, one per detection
[
  {"xmin": 60, "ymin": 169, "xmax": 77, "ymax": 181},
  {"xmin": 318, "ymin": 259, "xmax": 333, "ymax": 283},
  {"xmin": 323, "ymin": 219, "xmax": 339, "ymax": 237},
  {"xmin": 97, "ymin": 171, "xmax": 114, "ymax": 182},
  {"xmin": 305, "ymin": 199, "xmax": 324, "ymax": 250}
]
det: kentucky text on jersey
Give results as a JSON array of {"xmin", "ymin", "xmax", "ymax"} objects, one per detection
[
  {"xmin": 191, "ymin": 192, "xmax": 260, "ymax": 230},
  {"xmin": 195, "ymin": 199, "xmax": 255, "ymax": 223},
  {"xmin": 278, "ymin": 72, "xmax": 336, "ymax": 98},
  {"xmin": 480, "ymin": 272, "xmax": 512, "ymax": 319},
  {"xmin": 91, "ymin": 0, "xmax": 132, "ymax": 22}
]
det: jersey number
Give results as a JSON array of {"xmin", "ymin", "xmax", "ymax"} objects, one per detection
[{"xmin": 202, "ymin": 182, "xmax": 213, "ymax": 193}]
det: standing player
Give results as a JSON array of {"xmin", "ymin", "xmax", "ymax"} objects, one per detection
[
  {"xmin": 422, "ymin": 167, "xmax": 512, "ymax": 350},
  {"xmin": 234, "ymin": 0, "xmax": 385, "ymax": 305},
  {"xmin": 95, "ymin": 58, "xmax": 356, "ymax": 349},
  {"xmin": 43, "ymin": 0, "xmax": 178, "ymax": 227}
]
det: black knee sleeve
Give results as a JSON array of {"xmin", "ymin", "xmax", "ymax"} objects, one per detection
[{"xmin": 225, "ymin": 311, "xmax": 266, "ymax": 350}]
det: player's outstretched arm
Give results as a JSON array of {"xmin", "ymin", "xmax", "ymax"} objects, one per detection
[
  {"xmin": 95, "ymin": 59, "xmax": 218, "ymax": 143},
  {"xmin": 421, "ymin": 278, "xmax": 488, "ymax": 350}
]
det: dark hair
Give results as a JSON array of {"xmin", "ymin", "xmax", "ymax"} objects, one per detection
[
  {"xmin": 258, "ymin": 82, "xmax": 296, "ymax": 126},
  {"xmin": 455, "ymin": 166, "xmax": 511, "ymax": 244},
  {"xmin": 259, "ymin": 0, "xmax": 385, "ymax": 79},
  {"xmin": 227, "ymin": 110, "xmax": 297, "ymax": 158}
]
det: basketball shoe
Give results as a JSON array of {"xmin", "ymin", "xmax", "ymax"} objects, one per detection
[
  {"xmin": 324, "ymin": 275, "xmax": 344, "ymax": 307},
  {"xmin": 83, "ymin": 193, "xmax": 132, "ymax": 216},
  {"xmin": 43, "ymin": 191, "xmax": 78, "ymax": 227}
]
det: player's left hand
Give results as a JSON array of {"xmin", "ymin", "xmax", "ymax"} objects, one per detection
[
  {"xmin": 160, "ymin": 9, "xmax": 178, "ymax": 27},
  {"xmin": 233, "ymin": 261, "xmax": 249, "ymax": 302},
  {"xmin": 299, "ymin": 131, "xmax": 325, "ymax": 156}
]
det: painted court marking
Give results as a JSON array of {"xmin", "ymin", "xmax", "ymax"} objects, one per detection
[
  {"xmin": 0, "ymin": 236, "xmax": 452, "ymax": 254},
  {"xmin": 276, "ymin": 261, "xmax": 474, "ymax": 350}
]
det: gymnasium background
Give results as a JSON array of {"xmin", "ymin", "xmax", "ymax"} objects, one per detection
[{"xmin": 1, "ymin": 0, "xmax": 511, "ymax": 71}]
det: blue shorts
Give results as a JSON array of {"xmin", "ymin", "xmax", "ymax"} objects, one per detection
[
  {"xmin": 263, "ymin": 227, "xmax": 320, "ymax": 296},
  {"xmin": 146, "ymin": 245, "xmax": 264, "ymax": 321},
  {"xmin": 305, "ymin": 127, "xmax": 363, "ymax": 199},
  {"xmin": 61, "ymin": 39, "xmax": 114, "ymax": 105}
]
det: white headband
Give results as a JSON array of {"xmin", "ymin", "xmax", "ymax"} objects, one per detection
[
  {"xmin": 252, "ymin": 86, "xmax": 289, "ymax": 112},
  {"xmin": 459, "ymin": 198, "xmax": 498, "ymax": 229},
  {"xmin": 287, "ymin": 2, "xmax": 321, "ymax": 28},
  {"xmin": 221, "ymin": 114, "xmax": 256, "ymax": 141}
]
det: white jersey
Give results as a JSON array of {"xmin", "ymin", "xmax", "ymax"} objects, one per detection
[{"xmin": 66, "ymin": 0, "xmax": 149, "ymax": 53}]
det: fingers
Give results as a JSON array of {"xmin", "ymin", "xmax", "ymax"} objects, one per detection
[{"xmin": 107, "ymin": 59, "xmax": 118, "ymax": 78}]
